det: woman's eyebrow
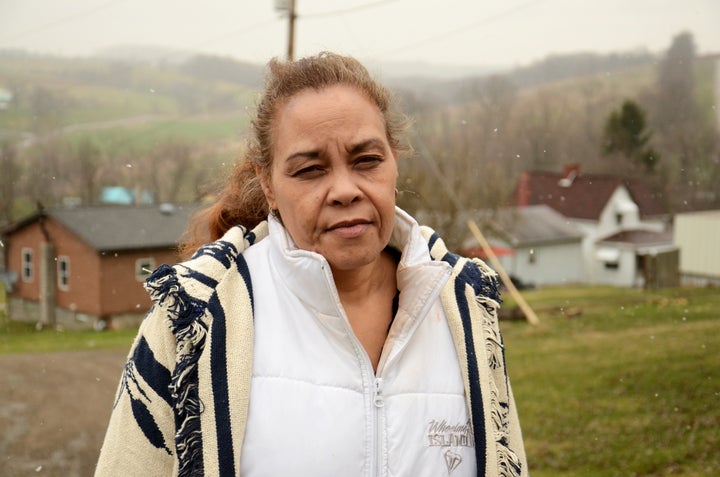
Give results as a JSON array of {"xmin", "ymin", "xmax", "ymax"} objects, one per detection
[
  {"xmin": 285, "ymin": 149, "xmax": 320, "ymax": 163},
  {"xmin": 349, "ymin": 138, "xmax": 387, "ymax": 154}
]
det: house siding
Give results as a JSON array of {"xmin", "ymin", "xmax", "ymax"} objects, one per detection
[
  {"xmin": 52, "ymin": 219, "xmax": 103, "ymax": 316},
  {"xmin": 674, "ymin": 210, "xmax": 720, "ymax": 282},
  {"xmin": 98, "ymin": 249, "xmax": 178, "ymax": 316},
  {"xmin": 6, "ymin": 217, "xmax": 104, "ymax": 315},
  {"xmin": 6, "ymin": 223, "xmax": 44, "ymax": 302},
  {"xmin": 5, "ymin": 214, "xmax": 183, "ymax": 326},
  {"xmin": 592, "ymin": 246, "xmax": 637, "ymax": 287},
  {"xmin": 497, "ymin": 241, "xmax": 583, "ymax": 286}
]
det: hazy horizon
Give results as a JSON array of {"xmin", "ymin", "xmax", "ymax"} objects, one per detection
[{"xmin": 2, "ymin": 0, "xmax": 720, "ymax": 71}]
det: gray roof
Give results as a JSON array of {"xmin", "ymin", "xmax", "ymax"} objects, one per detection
[
  {"xmin": 48, "ymin": 204, "xmax": 198, "ymax": 252},
  {"xmin": 464, "ymin": 204, "xmax": 583, "ymax": 247}
]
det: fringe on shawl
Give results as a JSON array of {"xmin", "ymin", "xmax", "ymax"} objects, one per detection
[
  {"xmin": 145, "ymin": 264, "xmax": 208, "ymax": 477},
  {"xmin": 471, "ymin": 265, "xmax": 522, "ymax": 477},
  {"xmin": 457, "ymin": 255, "xmax": 522, "ymax": 477},
  {"xmin": 488, "ymin": 376, "xmax": 523, "ymax": 477}
]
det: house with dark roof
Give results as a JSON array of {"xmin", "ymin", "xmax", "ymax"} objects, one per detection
[
  {"xmin": 1, "ymin": 204, "xmax": 196, "ymax": 329},
  {"xmin": 460, "ymin": 205, "xmax": 584, "ymax": 287},
  {"xmin": 514, "ymin": 164, "xmax": 674, "ymax": 286}
]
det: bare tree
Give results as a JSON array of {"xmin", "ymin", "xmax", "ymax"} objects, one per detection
[
  {"xmin": 29, "ymin": 86, "xmax": 65, "ymax": 135},
  {"xmin": 0, "ymin": 140, "xmax": 19, "ymax": 224},
  {"xmin": 398, "ymin": 80, "xmax": 519, "ymax": 251},
  {"xmin": 140, "ymin": 140, "xmax": 195, "ymax": 204},
  {"xmin": 656, "ymin": 32, "xmax": 697, "ymax": 133},
  {"xmin": 72, "ymin": 138, "xmax": 104, "ymax": 204},
  {"xmin": 23, "ymin": 138, "xmax": 67, "ymax": 207},
  {"xmin": 514, "ymin": 90, "xmax": 569, "ymax": 170}
]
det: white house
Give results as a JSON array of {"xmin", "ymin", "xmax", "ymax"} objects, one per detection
[
  {"xmin": 514, "ymin": 163, "xmax": 673, "ymax": 286},
  {"xmin": 460, "ymin": 205, "xmax": 584, "ymax": 287}
]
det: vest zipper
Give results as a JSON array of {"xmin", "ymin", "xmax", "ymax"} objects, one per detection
[{"xmin": 373, "ymin": 377, "xmax": 384, "ymax": 476}]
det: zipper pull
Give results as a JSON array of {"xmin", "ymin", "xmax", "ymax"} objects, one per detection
[{"xmin": 374, "ymin": 377, "xmax": 384, "ymax": 408}]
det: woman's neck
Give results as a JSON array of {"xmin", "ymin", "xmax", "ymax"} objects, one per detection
[
  {"xmin": 332, "ymin": 249, "xmax": 399, "ymax": 372},
  {"xmin": 331, "ymin": 250, "xmax": 397, "ymax": 305}
]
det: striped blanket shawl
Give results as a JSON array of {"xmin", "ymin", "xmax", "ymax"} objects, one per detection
[{"xmin": 95, "ymin": 221, "xmax": 527, "ymax": 477}]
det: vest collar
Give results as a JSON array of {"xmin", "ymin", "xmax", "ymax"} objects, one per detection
[{"xmin": 266, "ymin": 207, "xmax": 451, "ymax": 318}]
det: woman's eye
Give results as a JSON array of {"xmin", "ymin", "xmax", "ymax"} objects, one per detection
[
  {"xmin": 291, "ymin": 165, "xmax": 324, "ymax": 178},
  {"xmin": 355, "ymin": 155, "xmax": 382, "ymax": 168}
]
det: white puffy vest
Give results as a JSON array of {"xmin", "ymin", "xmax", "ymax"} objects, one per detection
[{"xmin": 240, "ymin": 211, "xmax": 477, "ymax": 477}]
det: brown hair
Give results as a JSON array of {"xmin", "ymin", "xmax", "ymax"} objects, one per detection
[{"xmin": 179, "ymin": 51, "xmax": 410, "ymax": 258}]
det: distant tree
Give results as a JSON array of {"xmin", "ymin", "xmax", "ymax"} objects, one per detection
[
  {"xmin": 29, "ymin": 86, "xmax": 65, "ymax": 134},
  {"xmin": 0, "ymin": 140, "xmax": 19, "ymax": 224},
  {"xmin": 73, "ymin": 138, "xmax": 104, "ymax": 204},
  {"xmin": 603, "ymin": 100, "xmax": 659, "ymax": 172},
  {"xmin": 142, "ymin": 140, "xmax": 195, "ymax": 203},
  {"xmin": 181, "ymin": 54, "xmax": 263, "ymax": 87},
  {"xmin": 23, "ymin": 138, "xmax": 67, "ymax": 207},
  {"xmin": 650, "ymin": 31, "xmax": 719, "ymax": 209},
  {"xmin": 516, "ymin": 89, "xmax": 568, "ymax": 169},
  {"xmin": 656, "ymin": 31, "xmax": 697, "ymax": 132},
  {"xmin": 398, "ymin": 87, "xmax": 518, "ymax": 251}
]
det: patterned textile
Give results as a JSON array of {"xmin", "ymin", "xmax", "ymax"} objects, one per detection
[{"xmin": 95, "ymin": 219, "xmax": 526, "ymax": 477}]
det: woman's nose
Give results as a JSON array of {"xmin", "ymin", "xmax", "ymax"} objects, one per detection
[{"xmin": 327, "ymin": 169, "xmax": 362, "ymax": 206}]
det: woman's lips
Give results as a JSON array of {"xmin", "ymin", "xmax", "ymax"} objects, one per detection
[{"xmin": 327, "ymin": 221, "xmax": 371, "ymax": 238}]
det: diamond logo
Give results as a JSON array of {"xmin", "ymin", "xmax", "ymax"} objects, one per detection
[{"xmin": 444, "ymin": 449, "xmax": 462, "ymax": 474}]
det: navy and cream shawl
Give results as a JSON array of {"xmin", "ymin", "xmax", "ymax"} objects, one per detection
[{"xmin": 95, "ymin": 221, "xmax": 527, "ymax": 477}]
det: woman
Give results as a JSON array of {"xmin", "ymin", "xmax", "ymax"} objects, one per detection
[{"xmin": 96, "ymin": 52, "xmax": 527, "ymax": 477}]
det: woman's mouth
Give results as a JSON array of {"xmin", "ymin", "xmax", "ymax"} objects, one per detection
[{"xmin": 327, "ymin": 220, "xmax": 371, "ymax": 238}]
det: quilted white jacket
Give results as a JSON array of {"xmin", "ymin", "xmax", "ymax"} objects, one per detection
[{"xmin": 95, "ymin": 208, "xmax": 527, "ymax": 477}]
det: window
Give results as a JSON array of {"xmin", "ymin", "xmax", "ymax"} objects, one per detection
[
  {"xmin": 615, "ymin": 213, "xmax": 623, "ymax": 225},
  {"xmin": 57, "ymin": 256, "xmax": 70, "ymax": 291},
  {"xmin": 528, "ymin": 248, "xmax": 536, "ymax": 264},
  {"xmin": 135, "ymin": 258, "xmax": 156, "ymax": 281},
  {"xmin": 604, "ymin": 261, "xmax": 619, "ymax": 270},
  {"xmin": 21, "ymin": 247, "xmax": 33, "ymax": 282}
]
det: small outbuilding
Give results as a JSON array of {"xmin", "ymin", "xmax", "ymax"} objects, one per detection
[
  {"xmin": 674, "ymin": 209, "xmax": 720, "ymax": 286},
  {"xmin": 1, "ymin": 204, "xmax": 196, "ymax": 329},
  {"xmin": 594, "ymin": 229, "xmax": 678, "ymax": 288}
]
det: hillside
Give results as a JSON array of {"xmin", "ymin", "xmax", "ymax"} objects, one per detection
[
  {"xmin": 0, "ymin": 45, "xmax": 717, "ymax": 226},
  {"xmin": 0, "ymin": 51, "xmax": 264, "ymax": 218}
]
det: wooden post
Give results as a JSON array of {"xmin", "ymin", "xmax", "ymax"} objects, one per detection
[
  {"xmin": 39, "ymin": 242, "xmax": 56, "ymax": 328},
  {"xmin": 467, "ymin": 220, "xmax": 539, "ymax": 325},
  {"xmin": 287, "ymin": 0, "xmax": 296, "ymax": 61}
]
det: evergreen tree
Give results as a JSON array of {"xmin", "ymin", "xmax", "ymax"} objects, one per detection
[{"xmin": 603, "ymin": 100, "xmax": 659, "ymax": 172}]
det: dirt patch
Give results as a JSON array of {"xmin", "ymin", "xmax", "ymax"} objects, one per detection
[{"xmin": 0, "ymin": 350, "xmax": 127, "ymax": 477}]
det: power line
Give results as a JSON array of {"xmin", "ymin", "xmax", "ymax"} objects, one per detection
[
  {"xmin": 300, "ymin": 0, "xmax": 400, "ymax": 19},
  {"xmin": 0, "ymin": 0, "xmax": 131, "ymax": 42},
  {"xmin": 380, "ymin": 0, "xmax": 551, "ymax": 58},
  {"xmin": 186, "ymin": 18, "xmax": 280, "ymax": 51}
]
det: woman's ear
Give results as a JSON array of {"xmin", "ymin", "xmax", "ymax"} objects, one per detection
[{"xmin": 255, "ymin": 165, "xmax": 277, "ymax": 210}]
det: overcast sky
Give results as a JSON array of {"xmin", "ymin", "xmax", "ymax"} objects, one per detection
[{"xmin": 2, "ymin": 0, "xmax": 719, "ymax": 69}]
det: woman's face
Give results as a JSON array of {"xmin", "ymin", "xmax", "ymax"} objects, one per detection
[{"xmin": 259, "ymin": 84, "xmax": 398, "ymax": 272}]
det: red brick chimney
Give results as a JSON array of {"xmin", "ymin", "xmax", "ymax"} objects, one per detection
[
  {"xmin": 562, "ymin": 163, "xmax": 580, "ymax": 179},
  {"xmin": 517, "ymin": 171, "xmax": 530, "ymax": 206},
  {"xmin": 559, "ymin": 163, "xmax": 580, "ymax": 187}
]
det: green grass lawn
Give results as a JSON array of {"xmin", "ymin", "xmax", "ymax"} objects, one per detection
[
  {"xmin": 0, "ymin": 320, "xmax": 137, "ymax": 354},
  {"xmin": 500, "ymin": 285, "xmax": 720, "ymax": 476},
  {"xmin": 1, "ymin": 284, "xmax": 718, "ymax": 475}
]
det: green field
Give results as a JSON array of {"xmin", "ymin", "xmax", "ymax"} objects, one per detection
[
  {"xmin": 501, "ymin": 285, "xmax": 719, "ymax": 476},
  {"xmin": 1, "ymin": 284, "xmax": 718, "ymax": 475}
]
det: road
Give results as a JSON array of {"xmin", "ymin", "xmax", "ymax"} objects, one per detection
[{"xmin": 0, "ymin": 350, "xmax": 126, "ymax": 477}]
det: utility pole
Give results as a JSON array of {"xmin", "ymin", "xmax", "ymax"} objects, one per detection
[
  {"xmin": 276, "ymin": 0, "xmax": 297, "ymax": 61},
  {"xmin": 287, "ymin": 0, "xmax": 296, "ymax": 61}
]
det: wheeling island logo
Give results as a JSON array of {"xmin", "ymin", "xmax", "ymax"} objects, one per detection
[{"xmin": 427, "ymin": 419, "xmax": 474, "ymax": 474}]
